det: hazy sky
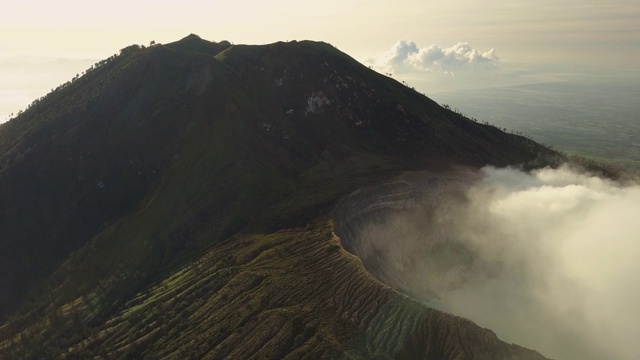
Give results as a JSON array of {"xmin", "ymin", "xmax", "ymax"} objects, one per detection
[{"xmin": 1, "ymin": 0, "xmax": 639, "ymax": 121}]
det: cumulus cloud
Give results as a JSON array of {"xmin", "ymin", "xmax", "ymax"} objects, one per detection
[
  {"xmin": 351, "ymin": 166, "xmax": 640, "ymax": 360},
  {"xmin": 371, "ymin": 40, "xmax": 499, "ymax": 75},
  {"xmin": 376, "ymin": 40, "xmax": 418, "ymax": 68}
]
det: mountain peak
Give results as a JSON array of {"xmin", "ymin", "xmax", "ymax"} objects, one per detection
[
  {"xmin": 164, "ymin": 34, "xmax": 232, "ymax": 56},
  {"xmin": 181, "ymin": 33, "xmax": 202, "ymax": 41}
]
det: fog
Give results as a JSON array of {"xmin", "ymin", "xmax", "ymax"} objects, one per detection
[{"xmin": 348, "ymin": 166, "xmax": 640, "ymax": 360}]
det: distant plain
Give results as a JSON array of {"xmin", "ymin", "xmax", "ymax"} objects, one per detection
[{"xmin": 432, "ymin": 75, "xmax": 640, "ymax": 173}]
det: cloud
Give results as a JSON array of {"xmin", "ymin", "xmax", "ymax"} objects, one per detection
[
  {"xmin": 374, "ymin": 40, "xmax": 418, "ymax": 70},
  {"xmin": 370, "ymin": 40, "xmax": 499, "ymax": 75},
  {"xmin": 347, "ymin": 165, "xmax": 640, "ymax": 360},
  {"xmin": 444, "ymin": 165, "xmax": 640, "ymax": 360}
]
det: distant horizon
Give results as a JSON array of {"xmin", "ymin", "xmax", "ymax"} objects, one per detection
[
  {"xmin": 3, "ymin": 0, "xmax": 639, "ymax": 122},
  {"xmin": 2, "ymin": 35, "xmax": 639, "ymax": 124},
  {"xmin": 3, "ymin": 36, "xmax": 638, "ymax": 174}
]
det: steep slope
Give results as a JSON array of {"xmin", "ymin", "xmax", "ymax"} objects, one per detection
[
  {"xmin": 3, "ymin": 221, "xmax": 546, "ymax": 359},
  {"xmin": 0, "ymin": 34, "xmax": 555, "ymax": 358}
]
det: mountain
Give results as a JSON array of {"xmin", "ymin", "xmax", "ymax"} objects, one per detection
[{"xmin": 0, "ymin": 34, "xmax": 558, "ymax": 358}]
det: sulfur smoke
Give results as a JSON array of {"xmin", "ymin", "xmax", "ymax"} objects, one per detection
[{"xmin": 350, "ymin": 165, "xmax": 640, "ymax": 360}]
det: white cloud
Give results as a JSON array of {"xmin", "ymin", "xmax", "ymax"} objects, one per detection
[
  {"xmin": 374, "ymin": 40, "xmax": 419, "ymax": 71},
  {"xmin": 348, "ymin": 165, "xmax": 640, "ymax": 360},
  {"xmin": 447, "ymin": 165, "xmax": 640, "ymax": 360},
  {"xmin": 370, "ymin": 40, "xmax": 499, "ymax": 75}
]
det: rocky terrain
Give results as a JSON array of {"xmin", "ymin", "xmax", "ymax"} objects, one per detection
[{"xmin": 335, "ymin": 170, "xmax": 491, "ymax": 300}]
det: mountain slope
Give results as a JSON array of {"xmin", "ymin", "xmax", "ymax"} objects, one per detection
[{"xmin": 0, "ymin": 34, "xmax": 555, "ymax": 358}]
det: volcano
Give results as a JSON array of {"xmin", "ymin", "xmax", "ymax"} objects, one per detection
[{"xmin": 0, "ymin": 34, "xmax": 560, "ymax": 358}]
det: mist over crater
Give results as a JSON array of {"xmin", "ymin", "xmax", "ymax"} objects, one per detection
[{"xmin": 335, "ymin": 166, "xmax": 640, "ymax": 360}]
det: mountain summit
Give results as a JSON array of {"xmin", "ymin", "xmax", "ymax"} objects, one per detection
[{"xmin": 0, "ymin": 35, "xmax": 553, "ymax": 358}]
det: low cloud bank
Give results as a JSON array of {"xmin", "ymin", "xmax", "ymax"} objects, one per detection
[
  {"xmin": 361, "ymin": 165, "xmax": 640, "ymax": 359},
  {"xmin": 437, "ymin": 166, "xmax": 640, "ymax": 359}
]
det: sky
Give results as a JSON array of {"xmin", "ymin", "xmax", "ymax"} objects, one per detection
[{"xmin": 1, "ymin": 0, "xmax": 639, "ymax": 122}]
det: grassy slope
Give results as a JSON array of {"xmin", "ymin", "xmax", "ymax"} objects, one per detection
[
  {"xmin": 1, "ymin": 219, "xmax": 546, "ymax": 359},
  {"xmin": 0, "ymin": 36, "xmax": 554, "ymax": 358}
]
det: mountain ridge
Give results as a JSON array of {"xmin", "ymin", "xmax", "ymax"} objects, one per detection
[{"xmin": 0, "ymin": 35, "xmax": 556, "ymax": 358}]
